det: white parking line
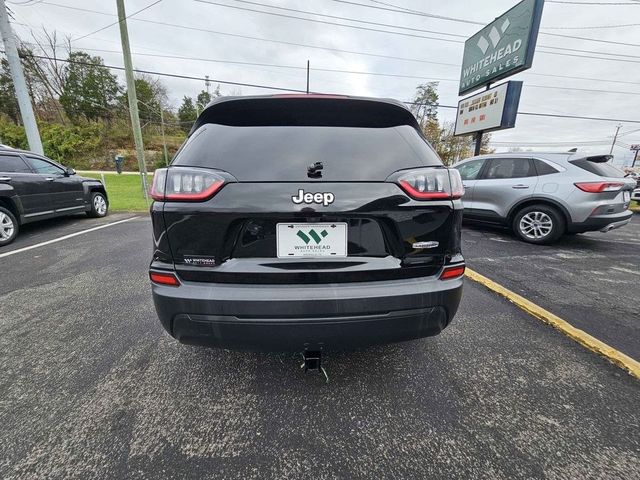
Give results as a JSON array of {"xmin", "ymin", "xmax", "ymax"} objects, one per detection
[{"xmin": 0, "ymin": 217, "xmax": 138, "ymax": 259}]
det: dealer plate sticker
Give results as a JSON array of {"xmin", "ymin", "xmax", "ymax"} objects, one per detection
[{"xmin": 277, "ymin": 223, "xmax": 347, "ymax": 258}]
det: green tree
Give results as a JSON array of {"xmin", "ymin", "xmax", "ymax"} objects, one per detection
[
  {"xmin": 410, "ymin": 82, "xmax": 439, "ymax": 129},
  {"xmin": 121, "ymin": 75, "xmax": 169, "ymax": 123},
  {"xmin": 410, "ymin": 82, "xmax": 492, "ymax": 164},
  {"xmin": 196, "ymin": 90, "xmax": 211, "ymax": 112},
  {"xmin": 0, "ymin": 59, "xmax": 19, "ymax": 123},
  {"xmin": 59, "ymin": 52, "xmax": 121, "ymax": 122},
  {"xmin": 178, "ymin": 96, "xmax": 197, "ymax": 133},
  {"xmin": 195, "ymin": 85, "xmax": 220, "ymax": 112}
]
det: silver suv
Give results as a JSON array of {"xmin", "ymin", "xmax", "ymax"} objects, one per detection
[{"xmin": 453, "ymin": 152, "xmax": 636, "ymax": 244}]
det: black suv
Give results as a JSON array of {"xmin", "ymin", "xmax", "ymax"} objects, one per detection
[
  {"xmin": 149, "ymin": 95, "xmax": 465, "ymax": 351},
  {"xmin": 0, "ymin": 149, "xmax": 108, "ymax": 246}
]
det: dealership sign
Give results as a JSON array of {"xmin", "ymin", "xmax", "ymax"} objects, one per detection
[
  {"xmin": 454, "ymin": 81, "xmax": 523, "ymax": 136},
  {"xmin": 459, "ymin": 0, "xmax": 544, "ymax": 95}
]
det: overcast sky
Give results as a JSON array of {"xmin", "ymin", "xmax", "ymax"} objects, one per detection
[{"xmin": 8, "ymin": 0, "xmax": 640, "ymax": 163}]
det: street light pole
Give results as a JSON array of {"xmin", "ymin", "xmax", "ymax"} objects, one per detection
[
  {"xmin": 609, "ymin": 123, "xmax": 622, "ymax": 156},
  {"xmin": 138, "ymin": 98, "xmax": 169, "ymax": 167},
  {"xmin": 0, "ymin": 0, "xmax": 43, "ymax": 154}
]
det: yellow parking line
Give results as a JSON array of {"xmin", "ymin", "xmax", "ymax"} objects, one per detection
[{"xmin": 465, "ymin": 267, "xmax": 640, "ymax": 380}]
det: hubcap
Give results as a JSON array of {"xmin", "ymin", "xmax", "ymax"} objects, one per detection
[
  {"xmin": 94, "ymin": 195, "xmax": 107, "ymax": 215},
  {"xmin": 519, "ymin": 211, "xmax": 553, "ymax": 240},
  {"xmin": 0, "ymin": 211, "xmax": 15, "ymax": 241}
]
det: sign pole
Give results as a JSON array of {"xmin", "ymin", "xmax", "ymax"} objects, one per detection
[
  {"xmin": 474, "ymin": 131, "xmax": 484, "ymax": 156},
  {"xmin": 632, "ymin": 150, "xmax": 638, "ymax": 168}
]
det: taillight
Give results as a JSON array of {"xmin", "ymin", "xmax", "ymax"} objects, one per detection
[
  {"xmin": 150, "ymin": 167, "xmax": 225, "ymax": 201},
  {"xmin": 149, "ymin": 271, "xmax": 180, "ymax": 286},
  {"xmin": 440, "ymin": 264, "xmax": 465, "ymax": 280},
  {"xmin": 397, "ymin": 168, "xmax": 465, "ymax": 200},
  {"xmin": 574, "ymin": 182, "xmax": 624, "ymax": 193}
]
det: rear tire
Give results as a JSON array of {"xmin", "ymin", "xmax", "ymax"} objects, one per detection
[
  {"xmin": 87, "ymin": 192, "xmax": 108, "ymax": 218},
  {"xmin": 0, "ymin": 206, "xmax": 18, "ymax": 247},
  {"xmin": 512, "ymin": 204, "xmax": 564, "ymax": 245}
]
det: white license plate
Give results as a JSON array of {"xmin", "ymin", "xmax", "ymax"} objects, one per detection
[
  {"xmin": 276, "ymin": 223, "xmax": 347, "ymax": 258},
  {"xmin": 623, "ymin": 191, "xmax": 630, "ymax": 203}
]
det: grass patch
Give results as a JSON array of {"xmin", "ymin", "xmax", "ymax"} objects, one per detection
[{"xmin": 80, "ymin": 172, "xmax": 150, "ymax": 212}]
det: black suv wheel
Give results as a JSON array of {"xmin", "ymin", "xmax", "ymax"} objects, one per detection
[
  {"xmin": 0, "ymin": 206, "xmax": 18, "ymax": 247},
  {"xmin": 513, "ymin": 204, "xmax": 565, "ymax": 244}
]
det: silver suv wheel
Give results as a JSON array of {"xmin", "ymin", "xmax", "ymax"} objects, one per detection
[
  {"xmin": 513, "ymin": 204, "xmax": 565, "ymax": 244},
  {"xmin": 519, "ymin": 211, "xmax": 553, "ymax": 240}
]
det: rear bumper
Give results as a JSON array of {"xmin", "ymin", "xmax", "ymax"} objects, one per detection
[
  {"xmin": 568, "ymin": 210, "xmax": 633, "ymax": 233},
  {"xmin": 151, "ymin": 274, "xmax": 463, "ymax": 351}
]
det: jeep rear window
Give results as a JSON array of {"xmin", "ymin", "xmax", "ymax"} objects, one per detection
[
  {"xmin": 172, "ymin": 124, "xmax": 441, "ymax": 181},
  {"xmin": 570, "ymin": 159, "xmax": 625, "ymax": 178}
]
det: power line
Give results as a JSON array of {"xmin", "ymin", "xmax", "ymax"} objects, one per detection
[
  {"xmin": 17, "ymin": 51, "xmax": 310, "ymax": 93},
  {"xmin": 196, "ymin": 0, "xmax": 640, "ymax": 55},
  {"xmin": 333, "ymin": 0, "xmax": 484, "ymax": 25},
  {"xmin": 20, "ymin": 42, "xmax": 640, "ymax": 97},
  {"xmin": 194, "ymin": 0, "xmax": 464, "ymax": 44},
  {"xmin": 546, "ymin": 1, "xmax": 639, "ymax": 4},
  {"xmin": 27, "ymin": 1, "xmax": 640, "ymax": 70},
  {"xmin": 543, "ymin": 22, "xmax": 640, "ymax": 29},
  {"xmin": 535, "ymin": 48, "xmax": 640, "ymax": 63},
  {"xmin": 15, "ymin": 50, "xmax": 640, "ymax": 124},
  {"xmin": 72, "ymin": 0, "xmax": 162, "ymax": 42},
  {"xmin": 330, "ymin": 0, "xmax": 640, "ymax": 47},
  {"xmin": 8, "ymin": 0, "xmax": 45, "ymax": 5}
]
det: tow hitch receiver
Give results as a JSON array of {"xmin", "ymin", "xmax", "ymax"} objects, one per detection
[{"xmin": 301, "ymin": 350, "xmax": 329, "ymax": 383}]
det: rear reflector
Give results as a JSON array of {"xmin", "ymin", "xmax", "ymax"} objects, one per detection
[
  {"xmin": 149, "ymin": 271, "xmax": 180, "ymax": 286},
  {"xmin": 574, "ymin": 181, "xmax": 624, "ymax": 193},
  {"xmin": 440, "ymin": 265, "xmax": 465, "ymax": 280},
  {"xmin": 397, "ymin": 168, "xmax": 465, "ymax": 200},
  {"xmin": 151, "ymin": 167, "xmax": 225, "ymax": 201}
]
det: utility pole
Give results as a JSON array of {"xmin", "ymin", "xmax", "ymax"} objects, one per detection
[
  {"xmin": 306, "ymin": 60, "xmax": 310, "ymax": 94},
  {"xmin": 0, "ymin": 0, "xmax": 43, "ymax": 154},
  {"xmin": 205, "ymin": 75, "xmax": 210, "ymax": 95},
  {"xmin": 159, "ymin": 103, "xmax": 168, "ymax": 166},
  {"xmin": 609, "ymin": 123, "xmax": 622, "ymax": 156},
  {"xmin": 116, "ymin": 0, "xmax": 148, "ymax": 203}
]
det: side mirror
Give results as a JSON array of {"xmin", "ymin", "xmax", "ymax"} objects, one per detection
[{"xmin": 65, "ymin": 167, "xmax": 76, "ymax": 176}]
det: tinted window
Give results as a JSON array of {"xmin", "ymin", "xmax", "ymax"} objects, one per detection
[
  {"xmin": 0, "ymin": 154, "xmax": 31, "ymax": 173},
  {"xmin": 173, "ymin": 124, "xmax": 442, "ymax": 181},
  {"xmin": 483, "ymin": 158, "xmax": 534, "ymax": 179},
  {"xmin": 25, "ymin": 156, "xmax": 65, "ymax": 175},
  {"xmin": 533, "ymin": 159, "xmax": 559, "ymax": 176},
  {"xmin": 455, "ymin": 159, "xmax": 485, "ymax": 180},
  {"xmin": 570, "ymin": 159, "xmax": 625, "ymax": 178}
]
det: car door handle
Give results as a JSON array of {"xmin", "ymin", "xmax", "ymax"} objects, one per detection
[
  {"xmin": 511, "ymin": 184, "xmax": 530, "ymax": 189},
  {"xmin": 0, "ymin": 176, "xmax": 11, "ymax": 182},
  {"xmin": 45, "ymin": 177, "xmax": 55, "ymax": 181}
]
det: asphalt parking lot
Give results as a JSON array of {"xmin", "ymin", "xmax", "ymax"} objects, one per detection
[
  {"xmin": 463, "ymin": 215, "xmax": 640, "ymax": 360},
  {"xmin": 1, "ymin": 214, "xmax": 639, "ymax": 479}
]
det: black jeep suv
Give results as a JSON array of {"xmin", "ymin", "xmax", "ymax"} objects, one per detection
[
  {"xmin": 0, "ymin": 149, "xmax": 108, "ymax": 246},
  {"xmin": 149, "ymin": 95, "xmax": 465, "ymax": 351}
]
